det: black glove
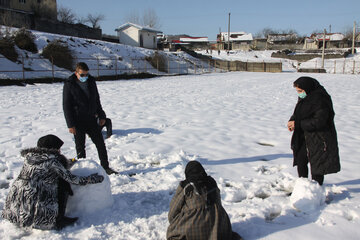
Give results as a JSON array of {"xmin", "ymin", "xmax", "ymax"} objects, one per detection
[
  {"xmin": 87, "ymin": 173, "xmax": 104, "ymax": 184},
  {"xmin": 79, "ymin": 173, "xmax": 104, "ymax": 185}
]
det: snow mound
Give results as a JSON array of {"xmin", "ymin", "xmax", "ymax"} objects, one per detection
[
  {"xmin": 290, "ymin": 178, "xmax": 325, "ymax": 212},
  {"xmin": 66, "ymin": 160, "xmax": 114, "ymax": 217}
]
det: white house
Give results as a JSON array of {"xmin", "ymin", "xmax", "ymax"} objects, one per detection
[
  {"xmin": 217, "ymin": 32, "xmax": 253, "ymax": 50},
  {"xmin": 115, "ymin": 22, "xmax": 162, "ymax": 49}
]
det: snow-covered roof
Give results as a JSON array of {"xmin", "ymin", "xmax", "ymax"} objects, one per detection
[
  {"xmin": 179, "ymin": 37, "xmax": 208, "ymax": 42},
  {"xmin": 267, "ymin": 33, "xmax": 297, "ymax": 43},
  {"xmin": 219, "ymin": 32, "xmax": 253, "ymax": 42},
  {"xmin": 115, "ymin": 22, "xmax": 162, "ymax": 33},
  {"xmin": 310, "ymin": 33, "xmax": 345, "ymax": 41}
]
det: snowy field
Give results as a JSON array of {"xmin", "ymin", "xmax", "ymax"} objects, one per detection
[{"xmin": 0, "ymin": 72, "xmax": 359, "ymax": 240}]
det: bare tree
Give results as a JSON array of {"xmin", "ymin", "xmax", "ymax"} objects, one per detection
[
  {"xmin": 343, "ymin": 25, "xmax": 355, "ymax": 39},
  {"xmin": 261, "ymin": 27, "xmax": 278, "ymax": 38},
  {"xmin": 142, "ymin": 9, "xmax": 161, "ymax": 28},
  {"xmin": 86, "ymin": 13, "xmax": 105, "ymax": 29},
  {"xmin": 124, "ymin": 10, "xmax": 141, "ymax": 25},
  {"xmin": 57, "ymin": 6, "xmax": 77, "ymax": 24},
  {"xmin": 76, "ymin": 16, "xmax": 88, "ymax": 25},
  {"xmin": 124, "ymin": 8, "xmax": 161, "ymax": 29},
  {"xmin": 311, "ymin": 29, "xmax": 323, "ymax": 35},
  {"xmin": 280, "ymin": 29, "xmax": 298, "ymax": 35}
]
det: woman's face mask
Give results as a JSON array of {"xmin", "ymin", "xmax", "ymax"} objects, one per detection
[
  {"xmin": 298, "ymin": 91, "xmax": 307, "ymax": 99},
  {"xmin": 295, "ymin": 87, "xmax": 307, "ymax": 99}
]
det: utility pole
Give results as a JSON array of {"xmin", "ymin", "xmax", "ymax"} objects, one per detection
[
  {"xmin": 352, "ymin": 21, "xmax": 356, "ymax": 55},
  {"xmin": 321, "ymin": 28, "xmax": 326, "ymax": 69},
  {"xmin": 227, "ymin": 12, "xmax": 231, "ymax": 53},
  {"xmin": 329, "ymin": 24, "xmax": 331, "ymax": 33},
  {"xmin": 219, "ymin": 27, "xmax": 221, "ymax": 51}
]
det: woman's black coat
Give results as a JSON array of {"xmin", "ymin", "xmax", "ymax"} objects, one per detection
[
  {"xmin": 290, "ymin": 80, "xmax": 340, "ymax": 175},
  {"xmin": 63, "ymin": 74, "xmax": 106, "ymax": 128}
]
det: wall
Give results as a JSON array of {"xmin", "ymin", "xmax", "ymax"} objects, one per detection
[
  {"xmin": 34, "ymin": 18, "xmax": 102, "ymax": 40},
  {"xmin": 119, "ymin": 26, "xmax": 140, "ymax": 47},
  {"xmin": 140, "ymin": 30, "xmax": 157, "ymax": 49},
  {"xmin": 271, "ymin": 50, "xmax": 350, "ymax": 62},
  {"xmin": 214, "ymin": 60, "xmax": 282, "ymax": 73},
  {"xmin": 0, "ymin": 7, "xmax": 34, "ymax": 28},
  {"xmin": 232, "ymin": 42, "xmax": 251, "ymax": 51},
  {"xmin": 0, "ymin": 9, "xmax": 101, "ymax": 40},
  {"xmin": 266, "ymin": 43, "xmax": 303, "ymax": 50},
  {"xmin": 9, "ymin": 0, "xmax": 57, "ymax": 20}
]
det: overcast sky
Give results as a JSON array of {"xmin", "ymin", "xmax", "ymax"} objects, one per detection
[{"xmin": 57, "ymin": 0, "xmax": 360, "ymax": 40}]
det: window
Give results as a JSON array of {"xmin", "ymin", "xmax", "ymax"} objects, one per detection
[
  {"xmin": 37, "ymin": 0, "xmax": 41, "ymax": 3},
  {"xmin": 0, "ymin": 0, "xmax": 10, "ymax": 7},
  {"xmin": 19, "ymin": 0, "xmax": 26, "ymax": 3}
]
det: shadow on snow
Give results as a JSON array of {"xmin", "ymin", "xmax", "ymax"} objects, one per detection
[
  {"xmin": 112, "ymin": 128, "xmax": 163, "ymax": 136},
  {"xmin": 200, "ymin": 153, "xmax": 293, "ymax": 165}
]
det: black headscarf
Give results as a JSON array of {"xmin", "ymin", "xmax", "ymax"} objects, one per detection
[
  {"xmin": 293, "ymin": 76, "xmax": 320, "ymax": 94},
  {"xmin": 180, "ymin": 161, "xmax": 218, "ymax": 205},
  {"xmin": 37, "ymin": 134, "xmax": 64, "ymax": 150}
]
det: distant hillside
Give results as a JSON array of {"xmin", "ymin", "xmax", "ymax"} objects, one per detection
[{"xmin": 0, "ymin": 26, "xmax": 205, "ymax": 81}]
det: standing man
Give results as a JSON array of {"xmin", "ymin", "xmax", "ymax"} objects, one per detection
[{"xmin": 63, "ymin": 62, "xmax": 117, "ymax": 175}]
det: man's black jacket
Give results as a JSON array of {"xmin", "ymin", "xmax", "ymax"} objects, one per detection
[{"xmin": 63, "ymin": 74, "xmax": 106, "ymax": 128}]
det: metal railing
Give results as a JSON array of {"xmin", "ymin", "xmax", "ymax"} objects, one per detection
[
  {"xmin": 0, "ymin": 55, "xmax": 292, "ymax": 83},
  {"xmin": 297, "ymin": 59, "xmax": 360, "ymax": 74},
  {"xmin": 0, "ymin": 55, "xmax": 226, "ymax": 81}
]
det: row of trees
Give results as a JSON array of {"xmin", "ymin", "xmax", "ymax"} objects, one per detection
[
  {"xmin": 57, "ymin": 6, "xmax": 161, "ymax": 30},
  {"xmin": 57, "ymin": 6, "xmax": 105, "ymax": 29},
  {"xmin": 58, "ymin": 5, "xmax": 356, "ymax": 40},
  {"xmin": 254, "ymin": 27, "xmax": 355, "ymax": 39}
]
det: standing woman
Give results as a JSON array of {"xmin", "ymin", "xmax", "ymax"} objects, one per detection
[{"xmin": 288, "ymin": 76, "xmax": 340, "ymax": 185}]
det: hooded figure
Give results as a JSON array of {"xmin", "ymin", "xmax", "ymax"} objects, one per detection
[
  {"xmin": 288, "ymin": 77, "xmax": 340, "ymax": 185},
  {"xmin": 167, "ymin": 161, "xmax": 242, "ymax": 240},
  {"xmin": 2, "ymin": 134, "xmax": 104, "ymax": 230}
]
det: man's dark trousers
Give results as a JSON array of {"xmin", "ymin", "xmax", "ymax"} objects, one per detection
[{"xmin": 74, "ymin": 118, "xmax": 109, "ymax": 169}]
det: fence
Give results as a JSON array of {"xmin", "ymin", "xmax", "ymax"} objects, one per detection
[
  {"xmin": 298, "ymin": 59, "xmax": 360, "ymax": 74},
  {"xmin": 0, "ymin": 55, "xmax": 284, "ymax": 83}
]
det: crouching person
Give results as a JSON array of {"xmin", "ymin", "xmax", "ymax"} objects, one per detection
[
  {"xmin": 1, "ymin": 134, "xmax": 104, "ymax": 230},
  {"xmin": 167, "ymin": 161, "xmax": 242, "ymax": 240}
]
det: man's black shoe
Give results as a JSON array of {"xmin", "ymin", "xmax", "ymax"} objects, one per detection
[{"xmin": 105, "ymin": 167, "xmax": 118, "ymax": 175}]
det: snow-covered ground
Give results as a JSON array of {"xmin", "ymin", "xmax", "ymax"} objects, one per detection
[{"xmin": 0, "ymin": 71, "xmax": 359, "ymax": 239}]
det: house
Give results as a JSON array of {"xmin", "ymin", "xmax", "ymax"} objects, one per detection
[
  {"xmin": 0, "ymin": 0, "xmax": 101, "ymax": 40},
  {"xmin": 0, "ymin": 0, "xmax": 57, "ymax": 23},
  {"xmin": 267, "ymin": 33, "xmax": 298, "ymax": 44},
  {"xmin": 217, "ymin": 32, "xmax": 253, "ymax": 50},
  {"xmin": 177, "ymin": 36, "xmax": 209, "ymax": 50},
  {"xmin": 304, "ymin": 33, "xmax": 346, "ymax": 49},
  {"xmin": 115, "ymin": 22, "xmax": 162, "ymax": 49},
  {"xmin": 156, "ymin": 34, "xmax": 209, "ymax": 51}
]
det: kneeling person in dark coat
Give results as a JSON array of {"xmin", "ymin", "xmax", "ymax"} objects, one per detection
[
  {"xmin": 167, "ymin": 161, "xmax": 242, "ymax": 240},
  {"xmin": 2, "ymin": 134, "xmax": 104, "ymax": 230}
]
